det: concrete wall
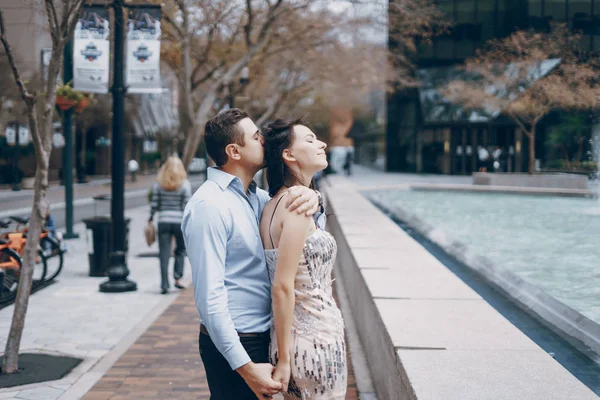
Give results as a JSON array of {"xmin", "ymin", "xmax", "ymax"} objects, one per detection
[
  {"xmin": 324, "ymin": 176, "xmax": 598, "ymax": 400},
  {"xmin": 0, "ymin": 0, "xmax": 52, "ymax": 80},
  {"xmin": 473, "ymin": 172, "xmax": 589, "ymax": 190}
]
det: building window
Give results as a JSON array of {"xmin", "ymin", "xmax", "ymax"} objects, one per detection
[
  {"xmin": 529, "ymin": 0, "xmax": 543, "ymax": 16},
  {"xmin": 570, "ymin": 0, "xmax": 592, "ymax": 49},
  {"xmin": 594, "ymin": 0, "xmax": 600, "ymax": 51},
  {"xmin": 477, "ymin": 0, "xmax": 496, "ymax": 41},
  {"xmin": 545, "ymin": 0, "xmax": 567, "ymax": 21}
]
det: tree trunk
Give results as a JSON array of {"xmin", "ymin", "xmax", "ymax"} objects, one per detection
[
  {"xmin": 3, "ymin": 151, "xmax": 50, "ymax": 374},
  {"xmin": 181, "ymin": 90, "xmax": 218, "ymax": 169},
  {"xmin": 528, "ymin": 127, "xmax": 536, "ymax": 175}
]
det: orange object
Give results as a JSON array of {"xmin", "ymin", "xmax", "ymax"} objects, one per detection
[
  {"xmin": 75, "ymin": 97, "xmax": 90, "ymax": 113},
  {"xmin": 56, "ymin": 95, "xmax": 77, "ymax": 111}
]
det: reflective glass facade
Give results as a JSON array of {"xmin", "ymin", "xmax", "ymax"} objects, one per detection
[{"xmin": 388, "ymin": 0, "xmax": 600, "ymax": 173}]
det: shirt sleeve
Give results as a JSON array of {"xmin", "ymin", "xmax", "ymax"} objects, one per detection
[
  {"xmin": 181, "ymin": 179, "xmax": 192, "ymax": 211},
  {"xmin": 181, "ymin": 199, "xmax": 251, "ymax": 370},
  {"xmin": 149, "ymin": 183, "xmax": 159, "ymax": 221}
]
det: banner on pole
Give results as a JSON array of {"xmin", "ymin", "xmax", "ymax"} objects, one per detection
[
  {"xmin": 73, "ymin": 7, "xmax": 110, "ymax": 94},
  {"xmin": 126, "ymin": 8, "xmax": 162, "ymax": 93}
]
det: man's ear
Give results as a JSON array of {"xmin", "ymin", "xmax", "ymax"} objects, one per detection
[
  {"xmin": 225, "ymin": 144, "xmax": 241, "ymax": 161},
  {"xmin": 282, "ymin": 148, "xmax": 295, "ymax": 162}
]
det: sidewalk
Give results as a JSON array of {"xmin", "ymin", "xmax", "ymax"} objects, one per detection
[
  {"xmin": 0, "ymin": 205, "xmax": 192, "ymax": 400},
  {"xmin": 0, "ymin": 202, "xmax": 363, "ymax": 400},
  {"xmin": 0, "ymin": 173, "xmax": 205, "ymax": 214},
  {"xmin": 83, "ymin": 287, "xmax": 359, "ymax": 400}
]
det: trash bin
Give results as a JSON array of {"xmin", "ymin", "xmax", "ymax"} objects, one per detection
[{"xmin": 83, "ymin": 216, "xmax": 131, "ymax": 277}]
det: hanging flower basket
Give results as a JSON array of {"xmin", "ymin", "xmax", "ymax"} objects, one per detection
[
  {"xmin": 56, "ymin": 95, "xmax": 77, "ymax": 111},
  {"xmin": 74, "ymin": 96, "xmax": 90, "ymax": 113},
  {"xmin": 56, "ymin": 84, "xmax": 85, "ymax": 111}
]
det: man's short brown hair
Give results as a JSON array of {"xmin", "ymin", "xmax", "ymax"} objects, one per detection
[{"xmin": 204, "ymin": 108, "xmax": 249, "ymax": 167}]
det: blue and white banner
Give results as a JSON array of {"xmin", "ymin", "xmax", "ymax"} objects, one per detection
[
  {"xmin": 126, "ymin": 8, "xmax": 162, "ymax": 93},
  {"xmin": 73, "ymin": 7, "xmax": 110, "ymax": 93}
]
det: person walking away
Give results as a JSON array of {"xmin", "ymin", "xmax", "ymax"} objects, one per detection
[
  {"xmin": 478, "ymin": 146, "xmax": 489, "ymax": 172},
  {"xmin": 128, "ymin": 158, "xmax": 139, "ymax": 182},
  {"xmin": 149, "ymin": 156, "xmax": 191, "ymax": 294}
]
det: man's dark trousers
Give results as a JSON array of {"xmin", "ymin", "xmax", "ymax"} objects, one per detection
[{"xmin": 199, "ymin": 330, "xmax": 270, "ymax": 399}]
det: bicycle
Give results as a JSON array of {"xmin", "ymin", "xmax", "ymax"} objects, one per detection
[
  {"xmin": 3, "ymin": 215, "xmax": 66, "ymax": 282},
  {"xmin": 0, "ymin": 232, "xmax": 22, "ymax": 303},
  {"xmin": 0, "ymin": 215, "xmax": 66, "ymax": 303}
]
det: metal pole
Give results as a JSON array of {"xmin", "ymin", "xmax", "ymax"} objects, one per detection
[
  {"xmin": 63, "ymin": 40, "xmax": 79, "ymax": 239},
  {"xmin": 100, "ymin": 0, "xmax": 136, "ymax": 292}
]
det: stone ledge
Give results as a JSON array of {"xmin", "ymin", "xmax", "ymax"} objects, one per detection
[
  {"xmin": 473, "ymin": 172, "xmax": 589, "ymax": 190},
  {"xmin": 369, "ymin": 192, "xmax": 600, "ymax": 363},
  {"xmin": 324, "ymin": 176, "xmax": 598, "ymax": 400}
]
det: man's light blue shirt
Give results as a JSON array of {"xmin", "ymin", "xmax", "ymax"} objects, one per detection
[{"xmin": 182, "ymin": 168, "xmax": 271, "ymax": 370}]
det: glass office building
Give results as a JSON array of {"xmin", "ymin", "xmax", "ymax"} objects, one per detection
[{"xmin": 387, "ymin": 0, "xmax": 600, "ymax": 173}]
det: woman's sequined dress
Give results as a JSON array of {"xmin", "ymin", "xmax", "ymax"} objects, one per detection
[{"xmin": 265, "ymin": 229, "xmax": 347, "ymax": 400}]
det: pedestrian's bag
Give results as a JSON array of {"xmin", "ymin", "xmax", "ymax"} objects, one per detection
[{"xmin": 144, "ymin": 221, "xmax": 156, "ymax": 246}]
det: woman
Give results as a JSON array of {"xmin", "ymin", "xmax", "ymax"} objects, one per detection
[
  {"xmin": 149, "ymin": 156, "xmax": 192, "ymax": 294},
  {"xmin": 259, "ymin": 119, "xmax": 347, "ymax": 399}
]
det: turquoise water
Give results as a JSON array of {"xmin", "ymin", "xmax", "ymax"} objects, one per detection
[{"xmin": 369, "ymin": 189, "xmax": 600, "ymax": 325}]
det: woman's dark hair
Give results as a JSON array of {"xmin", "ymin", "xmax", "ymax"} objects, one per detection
[{"xmin": 263, "ymin": 118, "xmax": 313, "ymax": 197}]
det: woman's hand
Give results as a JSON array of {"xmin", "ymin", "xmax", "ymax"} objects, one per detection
[{"xmin": 272, "ymin": 360, "xmax": 291, "ymax": 393}]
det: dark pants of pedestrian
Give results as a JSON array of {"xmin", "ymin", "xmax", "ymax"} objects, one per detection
[
  {"xmin": 199, "ymin": 330, "xmax": 270, "ymax": 400},
  {"xmin": 157, "ymin": 222, "xmax": 185, "ymax": 290}
]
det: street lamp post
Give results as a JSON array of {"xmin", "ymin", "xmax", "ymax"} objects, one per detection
[
  {"xmin": 97, "ymin": 0, "xmax": 162, "ymax": 293},
  {"xmin": 62, "ymin": 39, "xmax": 79, "ymax": 239}
]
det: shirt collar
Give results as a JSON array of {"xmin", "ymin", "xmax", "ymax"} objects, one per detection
[{"xmin": 207, "ymin": 167, "xmax": 257, "ymax": 194}]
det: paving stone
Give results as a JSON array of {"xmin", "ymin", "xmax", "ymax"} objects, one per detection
[
  {"xmin": 0, "ymin": 393, "xmax": 20, "ymax": 399},
  {"xmin": 83, "ymin": 284, "xmax": 360, "ymax": 400}
]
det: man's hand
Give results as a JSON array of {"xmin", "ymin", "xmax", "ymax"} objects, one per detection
[
  {"xmin": 237, "ymin": 362, "xmax": 283, "ymax": 399},
  {"xmin": 285, "ymin": 186, "xmax": 319, "ymax": 217}
]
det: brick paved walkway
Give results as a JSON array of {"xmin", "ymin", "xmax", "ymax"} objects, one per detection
[{"xmin": 84, "ymin": 288, "xmax": 359, "ymax": 400}]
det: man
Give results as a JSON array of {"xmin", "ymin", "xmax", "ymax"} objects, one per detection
[{"xmin": 182, "ymin": 109, "xmax": 321, "ymax": 399}]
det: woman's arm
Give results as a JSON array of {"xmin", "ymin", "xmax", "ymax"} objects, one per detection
[
  {"xmin": 149, "ymin": 183, "xmax": 159, "ymax": 221},
  {"xmin": 271, "ymin": 208, "xmax": 313, "ymax": 390}
]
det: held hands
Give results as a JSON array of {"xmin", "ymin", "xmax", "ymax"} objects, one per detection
[
  {"xmin": 273, "ymin": 360, "xmax": 291, "ymax": 393},
  {"xmin": 285, "ymin": 186, "xmax": 319, "ymax": 216},
  {"xmin": 237, "ymin": 361, "xmax": 283, "ymax": 399}
]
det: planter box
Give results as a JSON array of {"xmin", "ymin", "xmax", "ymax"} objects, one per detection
[
  {"xmin": 473, "ymin": 172, "xmax": 588, "ymax": 190},
  {"xmin": 21, "ymin": 177, "xmax": 35, "ymax": 189}
]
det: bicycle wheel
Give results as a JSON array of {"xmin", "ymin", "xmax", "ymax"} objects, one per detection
[
  {"xmin": 39, "ymin": 237, "xmax": 63, "ymax": 281},
  {"xmin": 0, "ymin": 247, "xmax": 21, "ymax": 303}
]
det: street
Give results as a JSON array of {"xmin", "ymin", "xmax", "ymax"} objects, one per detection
[{"xmin": 0, "ymin": 174, "xmax": 206, "ymax": 230}]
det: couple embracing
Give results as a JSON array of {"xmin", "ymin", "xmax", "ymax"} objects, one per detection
[{"xmin": 182, "ymin": 109, "xmax": 346, "ymax": 400}]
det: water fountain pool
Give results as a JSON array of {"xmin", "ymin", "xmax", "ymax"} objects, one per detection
[{"xmin": 367, "ymin": 189, "xmax": 600, "ymax": 325}]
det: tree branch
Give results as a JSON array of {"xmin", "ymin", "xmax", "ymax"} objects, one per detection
[
  {"xmin": 191, "ymin": 62, "xmax": 225, "ymax": 91},
  {"xmin": 163, "ymin": 12, "xmax": 184, "ymax": 39},
  {"xmin": 244, "ymin": 0, "xmax": 254, "ymax": 48},
  {"xmin": 44, "ymin": 0, "xmax": 60, "ymax": 44}
]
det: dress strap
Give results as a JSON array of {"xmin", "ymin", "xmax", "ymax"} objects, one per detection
[{"xmin": 269, "ymin": 192, "xmax": 288, "ymax": 249}]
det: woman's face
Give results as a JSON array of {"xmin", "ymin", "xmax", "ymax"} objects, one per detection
[{"xmin": 286, "ymin": 125, "xmax": 327, "ymax": 174}]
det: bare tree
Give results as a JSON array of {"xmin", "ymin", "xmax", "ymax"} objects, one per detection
[
  {"xmin": 0, "ymin": 0, "xmax": 85, "ymax": 373},
  {"xmin": 243, "ymin": 3, "xmax": 384, "ymax": 126},
  {"xmin": 388, "ymin": 0, "xmax": 446, "ymax": 89},
  {"xmin": 443, "ymin": 26, "xmax": 600, "ymax": 174},
  {"xmin": 163, "ymin": 0, "xmax": 337, "ymax": 169}
]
